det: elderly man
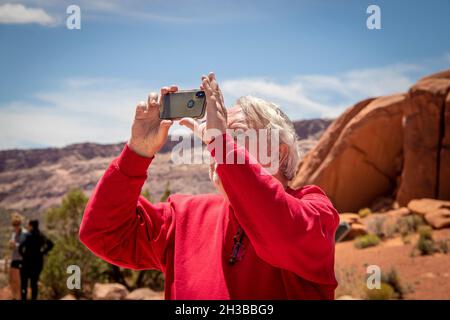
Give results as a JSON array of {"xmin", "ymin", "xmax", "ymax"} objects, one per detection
[{"xmin": 79, "ymin": 73, "xmax": 339, "ymax": 299}]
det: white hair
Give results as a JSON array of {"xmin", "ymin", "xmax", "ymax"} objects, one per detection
[{"xmin": 237, "ymin": 96, "xmax": 300, "ymax": 180}]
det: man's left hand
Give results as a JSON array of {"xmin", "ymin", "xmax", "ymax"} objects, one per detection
[{"xmin": 202, "ymin": 72, "xmax": 227, "ymax": 140}]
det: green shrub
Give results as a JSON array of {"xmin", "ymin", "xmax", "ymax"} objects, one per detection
[
  {"xmin": 358, "ymin": 208, "xmax": 372, "ymax": 219},
  {"xmin": 397, "ymin": 215, "xmax": 424, "ymax": 236},
  {"xmin": 382, "ymin": 268, "xmax": 405, "ymax": 299},
  {"xmin": 437, "ymin": 240, "xmax": 449, "ymax": 254},
  {"xmin": 354, "ymin": 234, "xmax": 381, "ymax": 249},
  {"xmin": 41, "ymin": 189, "xmax": 111, "ymax": 299},
  {"xmin": 41, "ymin": 184, "xmax": 174, "ymax": 299},
  {"xmin": 366, "ymin": 215, "xmax": 386, "ymax": 238},
  {"xmin": 416, "ymin": 226, "xmax": 434, "ymax": 256},
  {"xmin": 365, "ymin": 282, "xmax": 395, "ymax": 300}
]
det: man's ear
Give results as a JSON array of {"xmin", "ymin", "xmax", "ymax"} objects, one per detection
[{"xmin": 279, "ymin": 144, "xmax": 289, "ymax": 165}]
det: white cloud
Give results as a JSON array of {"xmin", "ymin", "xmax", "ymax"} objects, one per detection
[
  {"xmin": 0, "ymin": 3, "xmax": 56, "ymax": 25},
  {"xmin": 0, "ymin": 77, "xmax": 189, "ymax": 149},
  {"xmin": 0, "ymin": 63, "xmax": 425, "ymax": 149},
  {"xmin": 221, "ymin": 78, "xmax": 336, "ymax": 117},
  {"xmin": 221, "ymin": 64, "xmax": 421, "ymax": 119}
]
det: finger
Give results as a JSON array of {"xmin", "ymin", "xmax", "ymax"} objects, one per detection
[
  {"xmin": 148, "ymin": 92, "xmax": 158, "ymax": 107},
  {"xmin": 161, "ymin": 86, "xmax": 170, "ymax": 95},
  {"xmin": 202, "ymin": 77, "xmax": 212, "ymax": 94},
  {"xmin": 157, "ymin": 119, "xmax": 173, "ymax": 142},
  {"xmin": 180, "ymin": 118, "xmax": 206, "ymax": 141},
  {"xmin": 147, "ymin": 92, "xmax": 160, "ymax": 117},
  {"xmin": 180, "ymin": 117, "xmax": 201, "ymax": 137},
  {"xmin": 179, "ymin": 117, "xmax": 197, "ymax": 132},
  {"xmin": 169, "ymin": 85, "xmax": 178, "ymax": 93},
  {"xmin": 159, "ymin": 86, "xmax": 170, "ymax": 105},
  {"xmin": 208, "ymin": 72, "xmax": 220, "ymax": 91},
  {"xmin": 135, "ymin": 101, "xmax": 148, "ymax": 119}
]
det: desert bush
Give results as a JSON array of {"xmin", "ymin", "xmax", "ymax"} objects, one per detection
[
  {"xmin": 365, "ymin": 282, "xmax": 395, "ymax": 300},
  {"xmin": 366, "ymin": 215, "xmax": 386, "ymax": 238},
  {"xmin": 437, "ymin": 239, "xmax": 449, "ymax": 254},
  {"xmin": 39, "ymin": 181, "xmax": 174, "ymax": 299},
  {"xmin": 416, "ymin": 226, "xmax": 434, "ymax": 256},
  {"xmin": 358, "ymin": 208, "xmax": 372, "ymax": 219},
  {"xmin": 397, "ymin": 215, "xmax": 424, "ymax": 236},
  {"xmin": 411, "ymin": 226, "xmax": 449, "ymax": 256},
  {"xmin": 354, "ymin": 234, "xmax": 381, "ymax": 249},
  {"xmin": 381, "ymin": 268, "xmax": 405, "ymax": 299},
  {"xmin": 335, "ymin": 266, "xmax": 365, "ymax": 298},
  {"xmin": 41, "ymin": 189, "xmax": 111, "ymax": 299}
]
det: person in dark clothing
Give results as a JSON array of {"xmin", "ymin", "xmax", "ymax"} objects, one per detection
[{"xmin": 19, "ymin": 220, "xmax": 54, "ymax": 300}]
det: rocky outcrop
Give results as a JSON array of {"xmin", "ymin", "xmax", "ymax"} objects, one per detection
[
  {"xmin": 92, "ymin": 283, "xmax": 129, "ymax": 300},
  {"xmin": 408, "ymin": 198, "xmax": 450, "ymax": 229},
  {"xmin": 385, "ymin": 207, "xmax": 411, "ymax": 218},
  {"xmin": 125, "ymin": 288, "xmax": 164, "ymax": 300},
  {"xmin": 339, "ymin": 213, "xmax": 368, "ymax": 239},
  {"xmin": 439, "ymin": 89, "xmax": 450, "ymax": 199},
  {"xmin": 397, "ymin": 70, "xmax": 450, "ymax": 204},
  {"xmin": 292, "ymin": 95, "xmax": 405, "ymax": 212},
  {"xmin": 292, "ymin": 69, "xmax": 450, "ymax": 213}
]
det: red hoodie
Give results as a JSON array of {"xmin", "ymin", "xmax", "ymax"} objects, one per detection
[{"xmin": 79, "ymin": 133, "xmax": 339, "ymax": 299}]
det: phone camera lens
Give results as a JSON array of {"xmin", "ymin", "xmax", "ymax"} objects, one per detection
[
  {"xmin": 196, "ymin": 91, "xmax": 205, "ymax": 98},
  {"xmin": 187, "ymin": 99, "xmax": 195, "ymax": 108}
]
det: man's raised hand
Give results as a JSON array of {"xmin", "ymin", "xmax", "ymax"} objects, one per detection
[
  {"xmin": 128, "ymin": 86, "xmax": 177, "ymax": 158},
  {"xmin": 180, "ymin": 73, "xmax": 227, "ymax": 144},
  {"xmin": 202, "ymin": 72, "xmax": 227, "ymax": 138}
]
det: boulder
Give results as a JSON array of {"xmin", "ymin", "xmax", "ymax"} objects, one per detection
[
  {"xmin": 439, "ymin": 91, "xmax": 450, "ymax": 199},
  {"xmin": 339, "ymin": 213, "xmax": 361, "ymax": 224},
  {"xmin": 125, "ymin": 288, "xmax": 164, "ymax": 300},
  {"xmin": 339, "ymin": 213, "xmax": 368, "ymax": 240},
  {"xmin": 424, "ymin": 208, "xmax": 450, "ymax": 229},
  {"xmin": 92, "ymin": 283, "xmax": 129, "ymax": 300},
  {"xmin": 345, "ymin": 223, "xmax": 368, "ymax": 240},
  {"xmin": 292, "ymin": 95, "xmax": 406, "ymax": 212},
  {"xmin": 407, "ymin": 198, "xmax": 450, "ymax": 229},
  {"xmin": 407, "ymin": 198, "xmax": 450, "ymax": 216},
  {"xmin": 397, "ymin": 73, "xmax": 450, "ymax": 205},
  {"xmin": 292, "ymin": 68, "xmax": 450, "ymax": 213},
  {"xmin": 385, "ymin": 207, "xmax": 411, "ymax": 218},
  {"xmin": 336, "ymin": 295, "xmax": 359, "ymax": 300}
]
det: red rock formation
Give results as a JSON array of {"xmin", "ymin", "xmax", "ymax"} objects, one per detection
[
  {"xmin": 397, "ymin": 70, "xmax": 450, "ymax": 205},
  {"xmin": 292, "ymin": 95, "xmax": 406, "ymax": 212},
  {"xmin": 292, "ymin": 69, "xmax": 450, "ymax": 213},
  {"xmin": 439, "ymin": 90, "xmax": 450, "ymax": 199}
]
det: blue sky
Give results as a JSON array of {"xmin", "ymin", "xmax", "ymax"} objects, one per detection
[{"xmin": 1, "ymin": 0, "xmax": 449, "ymax": 149}]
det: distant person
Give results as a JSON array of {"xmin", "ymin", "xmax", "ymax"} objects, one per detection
[
  {"xmin": 19, "ymin": 220, "xmax": 54, "ymax": 300},
  {"xmin": 80, "ymin": 73, "xmax": 340, "ymax": 299},
  {"xmin": 9, "ymin": 213, "xmax": 26, "ymax": 300}
]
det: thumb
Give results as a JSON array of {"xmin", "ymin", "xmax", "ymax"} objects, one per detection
[
  {"xmin": 180, "ymin": 117, "xmax": 205, "ymax": 141},
  {"xmin": 179, "ymin": 117, "xmax": 197, "ymax": 132},
  {"xmin": 157, "ymin": 120, "xmax": 173, "ymax": 142}
]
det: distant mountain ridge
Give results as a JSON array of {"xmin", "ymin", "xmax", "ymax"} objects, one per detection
[
  {"xmin": 0, "ymin": 118, "xmax": 331, "ymax": 213},
  {"xmin": 0, "ymin": 119, "xmax": 331, "ymax": 173}
]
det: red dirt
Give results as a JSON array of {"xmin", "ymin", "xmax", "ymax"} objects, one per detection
[{"xmin": 335, "ymin": 229, "xmax": 450, "ymax": 299}]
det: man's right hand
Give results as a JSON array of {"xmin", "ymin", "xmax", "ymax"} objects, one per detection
[{"xmin": 128, "ymin": 86, "xmax": 177, "ymax": 158}]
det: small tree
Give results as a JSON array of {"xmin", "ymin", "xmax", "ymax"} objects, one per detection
[{"xmin": 41, "ymin": 189, "xmax": 110, "ymax": 299}]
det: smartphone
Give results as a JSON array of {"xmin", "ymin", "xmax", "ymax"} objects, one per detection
[{"xmin": 160, "ymin": 89, "xmax": 207, "ymax": 120}]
